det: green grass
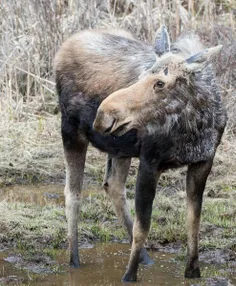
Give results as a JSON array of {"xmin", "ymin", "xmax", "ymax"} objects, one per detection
[
  {"xmin": 0, "ymin": 182, "xmax": 235, "ymax": 286},
  {"xmin": 1, "ymin": 183, "xmax": 235, "ymax": 254}
]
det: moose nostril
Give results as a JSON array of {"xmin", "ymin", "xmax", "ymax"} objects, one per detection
[
  {"xmin": 110, "ymin": 121, "xmax": 131, "ymax": 136},
  {"xmin": 104, "ymin": 118, "xmax": 116, "ymax": 134},
  {"xmin": 93, "ymin": 111, "xmax": 117, "ymax": 134}
]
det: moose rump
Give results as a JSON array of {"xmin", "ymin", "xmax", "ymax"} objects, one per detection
[{"xmin": 55, "ymin": 27, "xmax": 227, "ymax": 282}]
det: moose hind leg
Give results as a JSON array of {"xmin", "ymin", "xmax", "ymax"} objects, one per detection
[
  {"xmin": 103, "ymin": 156, "xmax": 153, "ymax": 266},
  {"xmin": 62, "ymin": 122, "xmax": 88, "ymax": 268},
  {"xmin": 185, "ymin": 160, "xmax": 213, "ymax": 278}
]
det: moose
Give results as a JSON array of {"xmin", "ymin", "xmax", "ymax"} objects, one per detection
[{"xmin": 54, "ymin": 26, "xmax": 227, "ymax": 282}]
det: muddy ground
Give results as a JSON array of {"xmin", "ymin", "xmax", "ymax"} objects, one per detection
[{"xmin": 0, "ymin": 151, "xmax": 235, "ymax": 285}]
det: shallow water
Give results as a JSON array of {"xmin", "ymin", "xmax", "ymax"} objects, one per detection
[
  {"xmin": 0, "ymin": 184, "xmax": 65, "ymax": 206},
  {"xmin": 1, "ymin": 243, "xmax": 236, "ymax": 286},
  {"xmin": 0, "ymin": 185, "xmax": 235, "ymax": 285},
  {"xmin": 0, "ymin": 184, "xmax": 101, "ymax": 206}
]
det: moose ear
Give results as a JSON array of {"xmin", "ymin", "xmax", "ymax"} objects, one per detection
[
  {"xmin": 185, "ymin": 45, "xmax": 222, "ymax": 72},
  {"xmin": 154, "ymin": 25, "xmax": 170, "ymax": 56}
]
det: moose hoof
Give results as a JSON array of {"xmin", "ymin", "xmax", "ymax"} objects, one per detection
[
  {"xmin": 139, "ymin": 248, "xmax": 154, "ymax": 266},
  {"xmin": 122, "ymin": 272, "xmax": 137, "ymax": 282},
  {"xmin": 184, "ymin": 267, "xmax": 201, "ymax": 278},
  {"xmin": 70, "ymin": 256, "xmax": 80, "ymax": 268},
  {"xmin": 70, "ymin": 261, "xmax": 80, "ymax": 268}
]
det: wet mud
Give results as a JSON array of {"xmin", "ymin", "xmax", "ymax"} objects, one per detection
[
  {"xmin": 0, "ymin": 184, "xmax": 235, "ymax": 285},
  {"xmin": 0, "ymin": 243, "xmax": 236, "ymax": 286}
]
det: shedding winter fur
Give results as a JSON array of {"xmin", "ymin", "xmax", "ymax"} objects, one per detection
[{"xmin": 54, "ymin": 26, "xmax": 227, "ymax": 282}]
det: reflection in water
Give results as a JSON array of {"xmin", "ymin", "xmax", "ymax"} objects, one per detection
[
  {"xmin": 65, "ymin": 244, "xmax": 191, "ymax": 286},
  {"xmin": 0, "ymin": 184, "xmax": 100, "ymax": 206},
  {"xmin": 0, "ymin": 184, "xmax": 65, "ymax": 206}
]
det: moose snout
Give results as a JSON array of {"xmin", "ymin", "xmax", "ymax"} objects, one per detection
[
  {"xmin": 93, "ymin": 107, "xmax": 133, "ymax": 136},
  {"xmin": 93, "ymin": 110, "xmax": 116, "ymax": 134},
  {"xmin": 93, "ymin": 91, "xmax": 134, "ymax": 136}
]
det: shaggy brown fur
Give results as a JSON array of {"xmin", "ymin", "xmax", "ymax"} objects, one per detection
[{"xmin": 55, "ymin": 28, "xmax": 227, "ymax": 283}]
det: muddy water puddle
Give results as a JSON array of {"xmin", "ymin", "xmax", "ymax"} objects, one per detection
[
  {"xmin": 0, "ymin": 184, "xmax": 65, "ymax": 206},
  {"xmin": 1, "ymin": 243, "xmax": 236, "ymax": 286},
  {"xmin": 0, "ymin": 185, "xmax": 235, "ymax": 285},
  {"xmin": 0, "ymin": 184, "xmax": 102, "ymax": 206}
]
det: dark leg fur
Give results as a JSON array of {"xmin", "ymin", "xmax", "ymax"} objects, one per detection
[
  {"xmin": 103, "ymin": 156, "xmax": 153, "ymax": 266},
  {"xmin": 184, "ymin": 160, "xmax": 213, "ymax": 278},
  {"xmin": 122, "ymin": 161, "xmax": 160, "ymax": 282}
]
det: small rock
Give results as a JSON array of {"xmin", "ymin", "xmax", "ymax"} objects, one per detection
[
  {"xmin": 205, "ymin": 277, "xmax": 231, "ymax": 286},
  {"xmin": 44, "ymin": 192, "xmax": 60, "ymax": 199},
  {"xmin": 157, "ymin": 217, "xmax": 167, "ymax": 226},
  {"xmin": 207, "ymin": 189, "xmax": 216, "ymax": 198},
  {"xmin": 79, "ymin": 242, "xmax": 94, "ymax": 249},
  {"xmin": 4, "ymin": 256, "xmax": 22, "ymax": 264}
]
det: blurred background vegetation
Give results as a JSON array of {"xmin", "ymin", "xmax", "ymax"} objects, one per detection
[{"xmin": 0, "ymin": 0, "xmax": 236, "ymax": 188}]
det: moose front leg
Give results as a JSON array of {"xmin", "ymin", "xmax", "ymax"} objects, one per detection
[
  {"xmin": 103, "ymin": 156, "xmax": 153, "ymax": 265},
  {"xmin": 122, "ymin": 161, "xmax": 160, "ymax": 282},
  {"xmin": 185, "ymin": 159, "xmax": 213, "ymax": 278}
]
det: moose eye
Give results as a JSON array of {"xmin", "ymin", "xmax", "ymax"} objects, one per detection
[{"xmin": 154, "ymin": 81, "xmax": 165, "ymax": 89}]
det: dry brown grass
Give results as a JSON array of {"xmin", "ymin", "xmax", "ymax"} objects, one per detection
[{"xmin": 0, "ymin": 0, "xmax": 236, "ymax": 189}]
